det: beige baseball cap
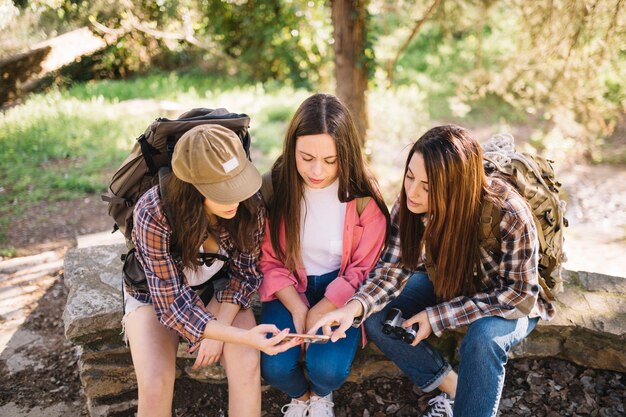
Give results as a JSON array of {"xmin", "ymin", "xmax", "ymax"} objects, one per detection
[{"xmin": 171, "ymin": 124, "xmax": 261, "ymax": 204}]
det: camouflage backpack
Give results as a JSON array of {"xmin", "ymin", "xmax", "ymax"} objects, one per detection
[{"xmin": 481, "ymin": 133, "xmax": 568, "ymax": 300}]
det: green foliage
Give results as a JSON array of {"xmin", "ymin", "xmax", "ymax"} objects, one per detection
[
  {"xmin": 68, "ymin": 0, "xmax": 332, "ymax": 87},
  {"xmin": 198, "ymin": 0, "xmax": 330, "ymax": 88},
  {"xmin": 369, "ymin": 0, "xmax": 626, "ymax": 161}
]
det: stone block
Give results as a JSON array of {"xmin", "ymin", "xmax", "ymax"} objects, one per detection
[
  {"xmin": 63, "ymin": 244, "xmax": 126, "ymax": 344},
  {"xmin": 87, "ymin": 395, "xmax": 137, "ymax": 417},
  {"xmin": 565, "ymin": 269, "xmax": 626, "ymax": 293},
  {"xmin": 78, "ymin": 357, "xmax": 137, "ymax": 399}
]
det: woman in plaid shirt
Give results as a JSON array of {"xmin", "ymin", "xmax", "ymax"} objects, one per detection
[
  {"xmin": 310, "ymin": 125, "xmax": 556, "ymax": 417},
  {"xmin": 124, "ymin": 124, "xmax": 299, "ymax": 417}
]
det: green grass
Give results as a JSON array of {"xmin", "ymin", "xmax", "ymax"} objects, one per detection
[
  {"xmin": 65, "ymin": 71, "xmax": 252, "ymax": 102},
  {"xmin": 0, "ymin": 75, "xmax": 312, "ymax": 250}
]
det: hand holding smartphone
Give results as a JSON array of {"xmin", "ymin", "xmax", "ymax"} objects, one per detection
[{"xmin": 282, "ymin": 333, "xmax": 330, "ymax": 344}]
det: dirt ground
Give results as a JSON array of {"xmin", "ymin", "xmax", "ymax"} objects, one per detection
[{"xmin": 1, "ymin": 160, "xmax": 625, "ymax": 416}]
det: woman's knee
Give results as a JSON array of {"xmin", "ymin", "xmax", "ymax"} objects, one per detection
[
  {"xmin": 307, "ymin": 360, "xmax": 351, "ymax": 392},
  {"xmin": 460, "ymin": 319, "xmax": 507, "ymax": 362},
  {"xmin": 137, "ymin": 370, "xmax": 175, "ymax": 403},
  {"xmin": 223, "ymin": 343, "xmax": 260, "ymax": 375},
  {"xmin": 260, "ymin": 350, "xmax": 299, "ymax": 384}
]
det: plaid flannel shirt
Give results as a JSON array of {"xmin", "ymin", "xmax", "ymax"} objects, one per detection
[
  {"xmin": 352, "ymin": 183, "xmax": 556, "ymax": 336},
  {"xmin": 127, "ymin": 186, "xmax": 265, "ymax": 344}
]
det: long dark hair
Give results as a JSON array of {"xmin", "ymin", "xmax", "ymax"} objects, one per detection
[
  {"xmin": 399, "ymin": 125, "xmax": 503, "ymax": 299},
  {"xmin": 268, "ymin": 93, "xmax": 389, "ymax": 272},
  {"xmin": 161, "ymin": 173, "xmax": 260, "ymax": 269}
]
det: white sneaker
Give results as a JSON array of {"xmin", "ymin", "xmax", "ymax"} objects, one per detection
[
  {"xmin": 281, "ymin": 398, "xmax": 309, "ymax": 417},
  {"xmin": 419, "ymin": 393, "xmax": 454, "ymax": 417},
  {"xmin": 308, "ymin": 392, "xmax": 334, "ymax": 417}
]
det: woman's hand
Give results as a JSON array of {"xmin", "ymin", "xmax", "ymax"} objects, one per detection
[
  {"xmin": 246, "ymin": 324, "xmax": 302, "ymax": 355},
  {"xmin": 306, "ymin": 297, "xmax": 337, "ymax": 330},
  {"xmin": 290, "ymin": 305, "xmax": 309, "ymax": 335},
  {"xmin": 403, "ymin": 311, "xmax": 432, "ymax": 346},
  {"xmin": 307, "ymin": 300, "xmax": 363, "ymax": 342},
  {"xmin": 189, "ymin": 339, "xmax": 224, "ymax": 370},
  {"xmin": 274, "ymin": 286, "xmax": 309, "ymax": 334}
]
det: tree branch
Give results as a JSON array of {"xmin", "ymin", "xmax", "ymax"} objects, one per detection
[
  {"xmin": 386, "ymin": 0, "xmax": 442, "ymax": 86},
  {"xmin": 92, "ymin": 1, "xmax": 218, "ymax": 51}
]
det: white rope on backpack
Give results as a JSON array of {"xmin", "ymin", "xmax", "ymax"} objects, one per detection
[{"xmin": 483, "ymin": 133, "xmax": 515, "ymax": 167}]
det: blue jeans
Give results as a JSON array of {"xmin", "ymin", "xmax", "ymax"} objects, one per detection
[
  {"xmin": 364, "ymin": 272, "xmax": 539, "ymax": 417},
  {"xmin": 260, "ymin": 270, "xmax": 360, "ymax": 398}
]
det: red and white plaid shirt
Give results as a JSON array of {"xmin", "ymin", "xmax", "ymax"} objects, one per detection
[
  {"xmin": 352, "ymin": 181, "xmax": 556, "ymax": 336},
  {"xmin": 128, "ymin": 186, "xmax": 265, "ymax": 344}
]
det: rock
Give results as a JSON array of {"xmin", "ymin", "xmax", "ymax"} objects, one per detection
[
  {"xmin": 183, "ymin": 362, "xmax": 226, "ymax": 382},
  {"xmin": 347, "ymin": 345, "xmax": 402, "ymax": 384},
  {"xmin": 78, "ymin": 357, "xmax": 137, "ymax": 399},
  {"xmin": 86, "ymin": 397, "xmax": 137, "ymax": 417},
  {"xmin": 63, "ymin": 244, "xmax": 126, "ymax": 344},
  {"xmin": 566, "ymin": 269, "xmax": 626, "ymax": 293},
  {"xmin": 510, "ymin": 270, "xmax": 626, "ymax": 372}
]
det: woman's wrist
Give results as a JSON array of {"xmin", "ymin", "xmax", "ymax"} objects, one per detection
[
  {"xmin": 346, "ymin": 299, "xmax": 364, "ymax": 319},
  {"xmin": 203, "ymin": 319, "xmax": 247, "ymax": 345}
]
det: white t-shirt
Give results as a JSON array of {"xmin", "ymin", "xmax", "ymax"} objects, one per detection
[
  {"xmin": 300, "ymin": 180, "xmax": 346, "ymax": 275},
  {"xmin": 183, "ymin": 245, "xmax": 226, "ymax": 287}
]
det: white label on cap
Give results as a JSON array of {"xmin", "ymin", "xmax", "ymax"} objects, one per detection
[{"xmin": 222, "ymin": 157, "xmax": 240, "ymax": 173}]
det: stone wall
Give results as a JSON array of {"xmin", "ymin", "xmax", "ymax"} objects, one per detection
[{"xmin": 62, "ymin": 244, "xmax": 626, "ymax": 417}]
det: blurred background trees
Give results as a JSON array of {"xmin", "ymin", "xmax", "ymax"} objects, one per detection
[
  {"xmin": 1, "ymin": 0, "xmax": 625, "ymax": 158},
  {"xmin": 0, "ymin": 0, "xmax": 625, "ymax": 255}
]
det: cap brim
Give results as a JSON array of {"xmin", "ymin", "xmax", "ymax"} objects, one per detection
[{"xmin": 194, "ymin": 160, "xmax": 262, "ymax": 204}]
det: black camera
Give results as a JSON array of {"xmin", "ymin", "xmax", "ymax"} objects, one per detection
[{"xmin": 382, "ymin": 308, "xmax": 419, "ymax": 344}]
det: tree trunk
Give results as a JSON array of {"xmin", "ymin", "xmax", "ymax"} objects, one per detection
[{"xmin": 331, "ymin": 0, "xmax": 369, "ymax": 147}]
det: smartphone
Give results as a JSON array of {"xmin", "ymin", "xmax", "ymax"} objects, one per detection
[{"xmin": 282, "ymin": 333, "xmax": 330, "ymax": 344}]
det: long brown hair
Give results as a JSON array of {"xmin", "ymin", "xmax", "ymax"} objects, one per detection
[
  {"xmin": 161, "ymin": 173, "xmax": 260, "ymax": 269},
  {"xmin": 399, "ymin": 125, "xmax": 502, "ymax": 299},
  {"xmin": 268, "ymin": 93, "xmax": 389, "ymax": 272}
]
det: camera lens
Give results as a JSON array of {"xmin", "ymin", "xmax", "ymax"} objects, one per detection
[
  {"xmin": 382, "ymin": 324, "xmax": 392, "ymax": 335},
  {"xmin": 403, "ymin": 332, "xmax": 416, "ymax": 344}
]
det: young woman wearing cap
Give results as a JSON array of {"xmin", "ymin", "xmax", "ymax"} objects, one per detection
[
  {"xmin": 258, "ymin": 93, "xmax": 390, "ymax": 417},
  {"xmin": 123, "ymin": 124, "xmax": 299, "ymax": 417},
  {"xmin": 308, "ymin": 125, "xmax": 556, "ymax": 417}
]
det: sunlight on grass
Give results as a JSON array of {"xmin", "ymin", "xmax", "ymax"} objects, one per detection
[
  {"xmin": 0, "ymin": 71, "xmax": 514, "ymax": 249},
  {"xmin": 0, "ymin": 77, "xmax": 312, "ymax": 247}
]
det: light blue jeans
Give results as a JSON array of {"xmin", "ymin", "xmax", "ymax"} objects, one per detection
[
  {"xmin": 260, "ymin": 270, "xmax": 361, "ymax": 398},
  {"xmin": 364, "ymin": 272, "xmax": 538, "ymax": 417}
]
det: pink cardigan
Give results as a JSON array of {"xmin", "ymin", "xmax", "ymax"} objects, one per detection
[{"xmin": 259, "ymin": 198, "xmax": 387, "ymax": 308}]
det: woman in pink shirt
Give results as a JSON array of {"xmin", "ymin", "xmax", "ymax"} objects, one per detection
[{"xmin": 259, "ymin": 93, "xmax": 389, "ymax": 417}]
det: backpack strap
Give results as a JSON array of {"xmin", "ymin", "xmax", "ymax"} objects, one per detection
[
  {"xmin": 482, "ymin": 197, "xmax": 556, "ymax": 300},
  {"xmin": 260, "ymin": 171, "xmax": 274, "ymax": 208},
  {"xmin": 356, "ymin": 196, "xmax": 371, "ymax": 216},
  {"xmin": 480, "ymin": 199, "xmax": 502, "ymax": 254}
]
